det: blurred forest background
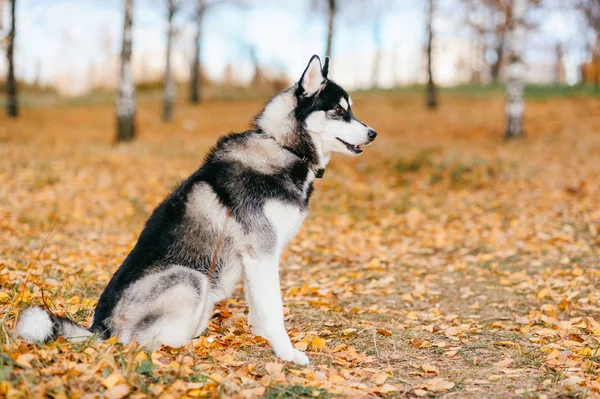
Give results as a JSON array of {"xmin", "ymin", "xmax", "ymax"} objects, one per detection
[
  {"xmin": 2, "ymin": 1, "xmax": 600, "ymax": 398},
  {"xmin": 1, "ymin": 0, "xmax": 599, "ymax": 133}
]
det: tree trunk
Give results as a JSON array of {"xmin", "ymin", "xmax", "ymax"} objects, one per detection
[
  {"xmin": 249, "ymin": 45, "xmax": 261, "ymax": 87},
  {"xmin": 490, "ymin": 42, "xmax": 504, "ymax": 83},
  {"xmin": 595, "ymin": 34, "xmax": 600, "ymax": 90},
  {"xmin": 371, "ymin": 49, "xmax": 381, "ymax": 89},
  {"xmin": 116, "ymin": 0, "xmax": 136, "ymax": 142},
  {"xmin": 505, "ymin": 0, "xmax": 527, "ymax": 139},
  {"xmin": 370, "ymin": 11, "xmax": 382, "ymax": 90},
  {"xmin": 163, "ymin": 0, "xmax": 176, "ymax": 122},
  {"xmin": 426, "ymin": 0, "xmax": 437, "ymax": 109},
  {"xmin": 325, "ymin": 0, "xmax": 336, "ymax": 58},
  {"xmin": 554, "ymin": 42, "xmax": 564, "ymax": 84},
  {"xmin": 189, "ymin": 0, "xmax": 205, "ymax": 104},
  {"xmin": 6, "ymin": 0, "xmax": 18, "ymax": 118},
  {"xmin": 0, "ymin": 0, "xmax": 4, "ymax": 31}
]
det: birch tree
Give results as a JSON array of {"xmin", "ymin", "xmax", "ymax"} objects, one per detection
[
  {"xmin": 310, "ymin": 0, "xmax": 338, "ymax": 59},
  {"xmin": 576, "ymin": 0, "xmax": 600, "ymax": 87},
  {"xmin": 505, "ymin": 0, "xmax": 527, "ymax": 138},
  {"xmin": 116, "ymin": 0, "xmax": 136, "ymax": 142},
  {"xmin": 426, "ymin": 0, "xmax": 437, "ymax": 108},
  {"xmin": 189, "ymin": 0, "xmax": 205, "ymax": 103},
  {"xmin": 163, "ymin": 0, "xmax": 178, "ymax": 121},
  {"xmin": 189, "ymin": 0, "xmax": 243, "ymax": 103},
  {"xmin": 6, "ymin": 0, "xmax": 18, "ymax": 117},
  {"xmin": 369, "ymin": 2, "xmax": 389, "ymax": 89},
  {"xmin": 325, "ymin": 0, "xmax": 336, "ymax": 58}
]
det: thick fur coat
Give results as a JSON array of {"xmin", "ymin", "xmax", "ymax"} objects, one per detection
[{"xmin": 17, "ymin": 55, "xmax": 376, "ymax": 365}]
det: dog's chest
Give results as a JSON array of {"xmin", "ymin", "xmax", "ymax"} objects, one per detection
[{"xmin": 263, "ymin": 200, "xmax": 307, "ymax": 249}]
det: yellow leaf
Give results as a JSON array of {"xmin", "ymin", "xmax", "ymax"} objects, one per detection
[
  {"xmin": 537, "ymin": 288, "xmax": 549, "ymax": 300},
  {"xmin": 208, "ymin": 373, "xmax": 225, "ymax": 384},
  {"xmin": 134, "ymin": 351, "xmax": 148, "ymax": 362},
  {"xmin": 422, "ymin": 378, "xmax": 455, "ymax": 392},
  {"xmin": 580, "ymin": 347, "xmax": 592, "ymax": 356},
  {"xmin": 105, "ymin": 384, "xmax": 130, "ymax": 399},
  {"xmin": 546, "ymin": 348, "xmax": 560, "ymax": 360},
  {"xmin": 411, "ymin": 339, "xmax": 430, "ymax": 348},
  {"xmin": 342, "ymin": 328, "xmax": 357, "ymax": 336},
  {"xmin": 373, "ymin": 373, "xmax": 388, "ymax": 385},
  {"xmin": 332, "ymin": 343, "xmax": 347, "ymax": 353},
  {"xmin": 494, "ymin": 358, "xmax": 514, "ymax": 368},
  {"xmin": 16, "ymin": 354, "xmax": 34, "ymax": 368},
  {"xmin": 421, "ymin": 363, "xmax": 439, "ymax": 375},
  {"xmin": 406, "ymin": 311, "xmax": 418, "ymax": 320},
  {"xmin": 311, "ymin": 338, "xmax": 326, "ymax": 348},
  {"xmin": 106, "ymin": 336, "xmax": 118, "ymax": 345},
  {"xmin": 102, "ymin": 372, "xmax": 124, "ymax": 390},
  {"xmin": 0, "ymin": 292, "xmax": 10, "ymax": 302},
  {"xmin": 377, "ymin": 328, "xmax": 392, "ymax": 337},
  {"xmin": 376, "ymin": 384, "xmax": 399, "ymax": 394},
  {"xmin": 496, "ymin": 340, "xmax": 519, "ymax": 347},
  {"xmin": 328, "ymin": 375, "xmax": 345, "ymax": 383},
  {"xmin": 401, "ymin": 293, "xmax": 413, "ymax": 302},
  {"xmin": 294, "ymin": 341, "xmax": 308, "ymax": 350},
  {"xmin": 265, "ymin": 362, "xmax": 284, "ymax": 375}
]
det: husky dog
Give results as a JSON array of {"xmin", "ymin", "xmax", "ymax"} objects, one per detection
[{"xmin": 16, "ymin": 55, "xmax": 377, "ymax": 365}]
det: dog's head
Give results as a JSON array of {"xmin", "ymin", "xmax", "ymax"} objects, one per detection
[{"xmin": 294, "ymin": 55, "xmax": 377, "ymax": 155}]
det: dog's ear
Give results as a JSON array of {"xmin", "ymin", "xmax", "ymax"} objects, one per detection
[
  {"xmin": 322, "ymin": 56, "xmax": 330, "ymax": 80},
  {"xmin": 299, "ymin": 55, "xmax": 324, "ymax": 96}
]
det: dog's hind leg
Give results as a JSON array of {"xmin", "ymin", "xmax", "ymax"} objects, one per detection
[
  {"xmin": 243, "ymin": 252, "xmax": 309, "ymax": 365},
  {"xmin": 112, "ymin": 266, "xmax": 213, "ymax": 349}
]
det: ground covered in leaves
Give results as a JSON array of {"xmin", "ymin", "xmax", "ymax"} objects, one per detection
[{"xmin": 1, "ymin": 92, "xmax": 600, "ymax": 398}]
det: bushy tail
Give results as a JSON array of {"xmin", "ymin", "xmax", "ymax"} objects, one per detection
[{"xmin": 16, "ymin": 307, "xmax": 92, "ymax": 343}]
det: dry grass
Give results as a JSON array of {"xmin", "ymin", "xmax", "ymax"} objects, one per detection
[{"xmin": 1, "ymin": 92, "xmax": 599, "ymax": 398}]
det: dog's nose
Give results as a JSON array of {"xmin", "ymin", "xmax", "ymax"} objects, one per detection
[{"xmin": 367, "ymin": 129, "xmax": 377, "ymax": 141}]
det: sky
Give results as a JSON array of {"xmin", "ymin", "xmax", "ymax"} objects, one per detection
[{"xmin": 0, "ymin": 0, "xmax": 591, "ymax": 95}]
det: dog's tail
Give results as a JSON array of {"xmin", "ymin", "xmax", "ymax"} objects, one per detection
[{"xmin": 16, "ymin": 307, "xmax": 93, "ymax": 343}]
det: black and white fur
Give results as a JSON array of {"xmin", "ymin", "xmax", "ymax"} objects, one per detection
[{"xmin": 16, "ymin": 55, "xmax": 377, "ymax": 365}]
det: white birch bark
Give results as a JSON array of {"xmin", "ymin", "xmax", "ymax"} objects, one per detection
[
  {"xmin": 505, "ymin": 0, "xmax": 527, "ymax": 138},
  {"xmin": 116, "ymin": 0, "xmax": 136, "ymax": 142}
]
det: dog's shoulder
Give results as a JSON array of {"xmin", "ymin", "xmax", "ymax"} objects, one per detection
[{"xmin": 206, "ymin": 129, "xmax": 295, "ymax": 174}]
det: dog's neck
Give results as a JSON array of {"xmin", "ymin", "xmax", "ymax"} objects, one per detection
[{"xmin": 254, "ymin": 87, "xmax": 327, "ymax": 177}]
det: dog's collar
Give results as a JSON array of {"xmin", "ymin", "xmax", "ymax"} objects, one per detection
[{"xmin": 282, "ymin": 145, "xmax": 325, "ymax": 179}]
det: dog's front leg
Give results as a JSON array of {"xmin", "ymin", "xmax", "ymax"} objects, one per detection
[{"xmin": 243, "ymin": 252, "xmax": 309, "ymax": 365}]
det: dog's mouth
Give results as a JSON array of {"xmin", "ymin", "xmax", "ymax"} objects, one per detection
[{"xmin": 336, "ymin": 138, "xmax": 363, "ymax": 154}]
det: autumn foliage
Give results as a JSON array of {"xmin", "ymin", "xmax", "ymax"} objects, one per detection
[{"xmin": 1, "ymin": 92, "xmax": 599, "ymax": 397}]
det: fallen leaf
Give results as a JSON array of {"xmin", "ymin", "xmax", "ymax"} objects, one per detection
[
  {"xmin": 105, "ymin": 384, "xmax": 130, "ymax": 399},
  {"xmin": 265, "ymin": 363, "xmax": 284, "ymax": 375},
  {"xmin": 101, "ymin": 373, "xmax": 124, "ymax": 390},
  {"xmin": 377, "ymin": 328, "xmax": 392, "ymax": 336},
  {"xmin": 421, "ymin": 363, "xmax": 439, "ymax": 375},
  {"xmin": 420, "ymin": 378, "xmax": 455, "ymax": 392}
]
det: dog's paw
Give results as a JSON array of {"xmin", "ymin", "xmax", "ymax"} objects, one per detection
[{"xmin": 276, "ymin": 348, "xmax": 310, "ymax": 365}]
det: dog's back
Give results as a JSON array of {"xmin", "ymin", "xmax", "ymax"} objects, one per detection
[{"xmin": 17, "ymin": 55, "xmax": 376, "ymax": 365}]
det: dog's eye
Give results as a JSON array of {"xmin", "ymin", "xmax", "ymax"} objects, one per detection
[{"xmin": 335, "ymin": 105, "xmax": 344, "ymax": 114}]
